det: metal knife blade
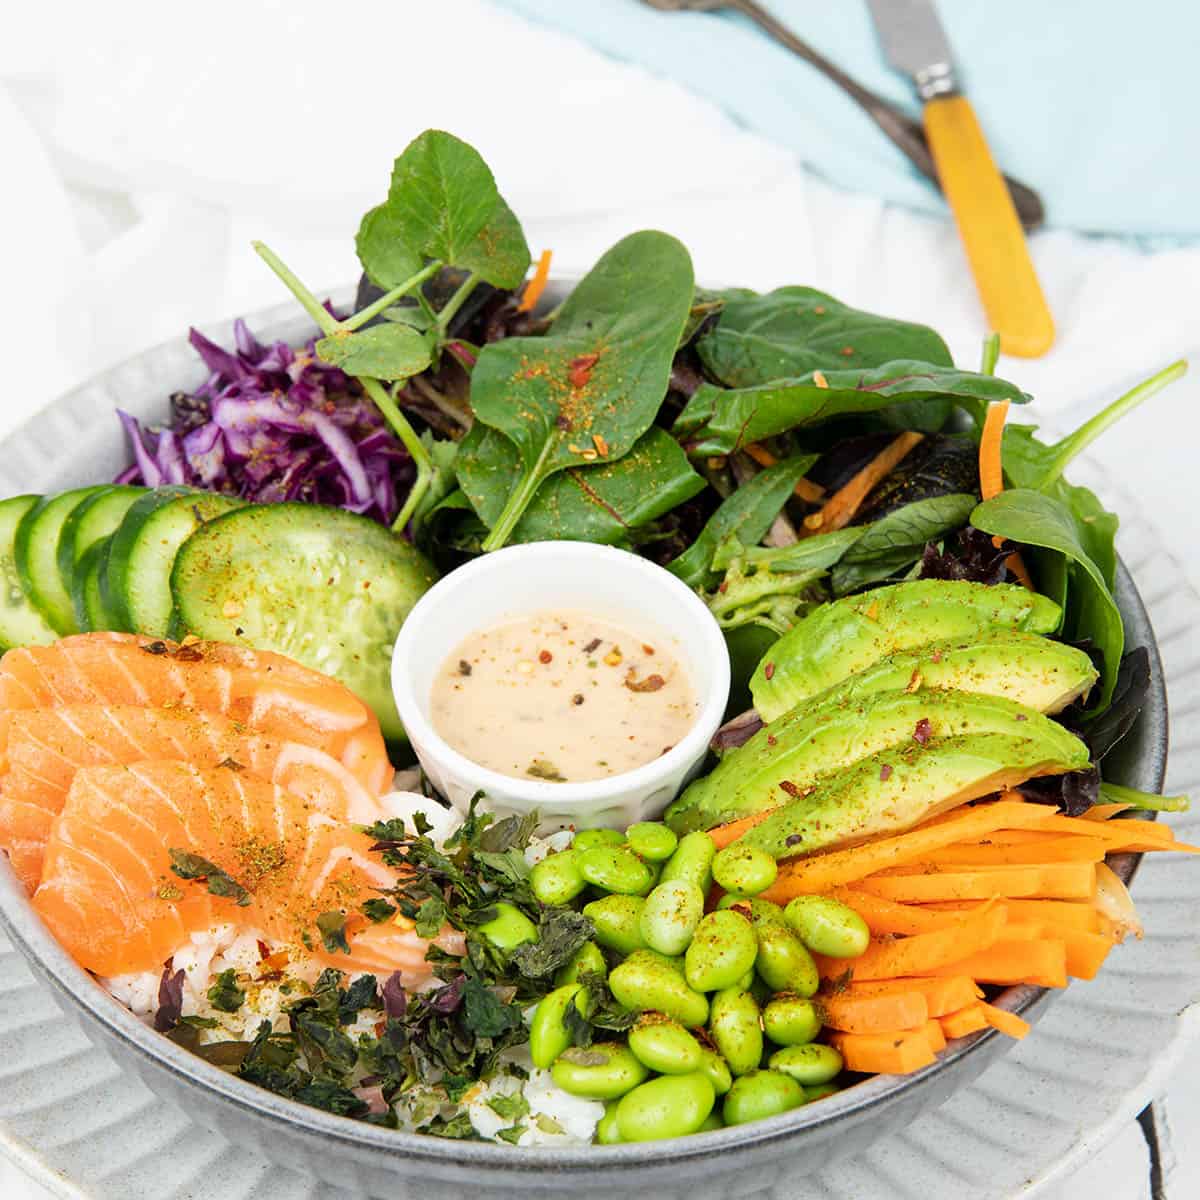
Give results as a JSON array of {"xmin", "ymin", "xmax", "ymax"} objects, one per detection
[{"xmin": 865, "ymin": 0, "xmax": 958, "ymax": 99}]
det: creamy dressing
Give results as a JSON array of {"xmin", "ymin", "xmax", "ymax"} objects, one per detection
[{"xmin": 430, "ymin": 610, "xmax": 700, "ymax": 783}]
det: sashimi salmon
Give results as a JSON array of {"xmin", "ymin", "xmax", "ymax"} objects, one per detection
[
  {"xmin": 33, "ymin": 761, "xmax": 443, "ymax": 981},
  {"xmin": 0, "ymin": 704, "xmax": 385, "ymax": 893},
  {"xmin": 0, "ymin": 633, "xmax": 391, "ymax": 794}
]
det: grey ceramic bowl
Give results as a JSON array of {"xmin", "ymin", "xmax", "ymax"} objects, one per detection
[{"xmin": 0, "ymin": 295, "xmax": 1169, "ymax": 1200}]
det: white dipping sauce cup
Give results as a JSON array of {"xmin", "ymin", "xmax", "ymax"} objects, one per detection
[{"xmin": 391, "ymin": 541, "xmax": 731, "ymax": 831}]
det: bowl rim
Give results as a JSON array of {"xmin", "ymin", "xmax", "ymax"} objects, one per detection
[
  {"xmin": 391, "ymin": 539, "xmax": 731, "ymax": 808},
  {"xmin": 0, "ymin": 285, "xmax": 1170, "ymax": 1177}
]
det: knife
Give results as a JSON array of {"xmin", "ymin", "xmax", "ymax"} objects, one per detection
[{"xmin": 866, "ymin": 0, "xmax": 1055, "ymax": 358}]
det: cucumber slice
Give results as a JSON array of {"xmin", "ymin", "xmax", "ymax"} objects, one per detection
[
  {"xmin": 13, "ymin": 486, "xmax": 111, "ymax": 634},
  {"xmin": 0, "ymin": 496, "xmax": 58, "ymax": 650},
  {"xmin": 57, "ymin": 485, "xmax": 144, "ymax": 605},
  {"xmin": 110, "ymin": 489, "xmax": 243, "ymax": 636},
  {"xmin": 74, "ymin": 538, "xmax": 122, "ymax": 632},
  {"xmin": 171, "ymin": 503, "xmax": 437, "ymax": 741}
]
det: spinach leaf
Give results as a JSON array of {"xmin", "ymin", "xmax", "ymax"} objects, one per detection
[
  {"xmin": 831, "ymin": 493, "xmax": 977, "ymax": 594},
  {"xmin": 675, "ymin": 364, "xmax": 1030, "ymax": 457},
  {"xmin": 971, "ymin": 488, "xmax": 1123, "ymax": 709},
  {"xmin": 667, "ymin": 455, "xmax": 818, "ymax": 588},
  {"xmin": 316, "ymin": 324, "xmax": 433, "ymax": 381},
  {"xmin": 712, "ymin": 527, "xmax": 865, "ymax": 573},
  {"xmin": 694, "ymin": 286, "xmax": 953, "ymax": 386},
  {"xmin": 384, "ymin": 130, "xmax": 530, "ymax": 288},
  {"xmin": 455, "ymin": 424, "xmax": 705, "ymax": 545},
  {"xmin": 469, "ymin": 231, "xmax": 695, "ymax": 548}
]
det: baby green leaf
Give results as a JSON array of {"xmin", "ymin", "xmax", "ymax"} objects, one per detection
[
  {"xmin": 356, "ymin": 204, "xmax": 423, "ymax": 290},
  {"xmin": 695, "ymin": 286, "xmax": 953, "ymax": 387},
  {"xmin": 385, "ymin": 130, "xmax": 529, "ymax": 287},
  {"xmin": 455, "ymin": 424, "xmax": 704, "ymax": 545},
  {"xmin": 675, "ymin": 364, "xmax": 1030, "ymax": 457},
  {"xmin": 208, "ymin": 968, "xmax": 245, "ymax": 1013},
  {"xmin": 470, "ymin": 230, "xmax": 695, "ymax": 548},
  {"xmin": 667, "ymin": 454, "xmax": 818, "ymax": 589},
  {"xmin": 971, "ymin": 488, "xmax": 1123, "ymax": 710},
  {"xmin": 316, "ymin": 325, "xmax": 433, "ymax": 381}
]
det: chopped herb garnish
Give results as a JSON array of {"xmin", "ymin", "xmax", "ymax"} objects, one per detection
[
  {"xmin": 316, "ymin": 910, "xmax": 351, "ymax": 954},
  {"xmin": 362, "ymin": 897, "xmax": 398, "ymax": 923},
  {"xmin": 207, "ymin": 968, "xmax": 245, "ymax": 1013},
  {"xmin": 168, "ymin": 848, "xmax": 251, "ymax": 907},
  {"xmin": 526, "ymin": 759, "xmax": 566, "ymax": 782}
]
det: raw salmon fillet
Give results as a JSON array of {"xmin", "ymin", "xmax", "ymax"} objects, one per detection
[
  {"xmin": 33, "ymin": 760, "xmax": 436, "ymax": 980},
  {"xmin": 0, "ymin": 633, "xmax": 391, "ymax": 794},
  {"xmin": 0, "ymin": 705, "xmax": 385, "ymax": 893}
]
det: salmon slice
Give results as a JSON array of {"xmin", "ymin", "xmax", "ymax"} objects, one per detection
[
  {"xmin": 0, "ymin": 704, "xmax": 388, "ymax": 894},
  {"xmin": 33, "ymin": 761, "xmax": 441, "ymax": 981},
  {"xmin": 0, "ymin": 633, "xmax": 392, "ymax": 794}
]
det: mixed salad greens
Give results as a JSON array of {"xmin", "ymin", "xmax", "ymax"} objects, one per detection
[{"xmin": 0, "ymin": 128, "xmax": 1192, "ymax": 1148}]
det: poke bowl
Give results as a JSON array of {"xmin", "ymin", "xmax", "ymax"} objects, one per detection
[{"xmin": 0, "ymin": 130, "xmax": 1187, "ymax": 1199}]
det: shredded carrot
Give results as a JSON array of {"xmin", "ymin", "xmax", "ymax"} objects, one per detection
[
  {"xmin": 979, "ymin": 1002, "xmax": 1031, "ymax": 1040},
  {"xmin": 817, "ymin": 989, "xmax": 929, "ymax": 1034},
  {"xmin": 1005, "ymin": 551, "xmax": 1035, "ymax": 589},
  {"xmin": 940, "ymin": 1004, "xmax": 990, "ymax": 1039},
  {"xmin": 828, "ymin": 1028, "xmax": 937, "ymax": 1075},
  {"xmin": 800, "ymin": 431, "xmax": 923, "ymax": 537},
  {"xmin": 849, "ymin": 976, "xmax": 981, "ymax": 1017},
  {"xmin": 979, "ymin": 400, "xmax": 1010, "ymax": 501},
  {"xmin": 743, "ymin": 443, "xmax": 826, "ymax": 501},
  {"xmin": 517, "ymin": 249, "xmax": 553, "ymax": 313}
]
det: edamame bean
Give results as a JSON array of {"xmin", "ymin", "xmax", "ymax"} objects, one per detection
[
  {"xmin": 639, "ymin": 879, "xmax": 704, "ymax": 956},
  {"xmin": 697, "ymin": 1046, "xmax": 733, "ymax": 1096},
  {"xmin": 574, "ymin": 828, "xmax": 627, "ymax": 852},
  {"xmin": 697, "ymin": 1111, "xmax": 724, "ymax": 1132},
  {"xmin": 711, "ymin": 844, "xmax": 778, "ymax": 896},
  {"xmin": 805, "ymin": 1082, "xmax": 841, "ymax": 1102},
  {"xmin": 477, "ymin": 902, "xmax": 537, "ymax": 950},
  {"xmin": 626, "ymin": 822, "xmax": 679, "ymax": 863},
  {"xmin": 768, "ymin": 1043, "xmax": 844, "ymax": 1086},
  {"xmin": 754, "ymin": 922, "xmax": 819, "ymax": 997},
  {"xmin": 555, "ymin": 940, "xmax": 608, "ymax": 987},
  {"xmin": 615, "ymin": 1072, "xmax": 715, "ymax": 1142},
  {"xmin": 596, "ymin": 1100, "xmax": 624, "ymax": 1144},
  {"xmin": 530, "ymin": 983, "xmax": 592, "ymax": 1069},
  {"xmin": 583, "ymin": 895, "xmax": 647, "ymax": 955},
  {"xmin": 609, "ymin": 950, "xmax": 709, "ymax": 1027},
  {"xmin": 628, "ymin": 1018, "xmax": 703, "ymax": 1075},
  {"xmin": 722, "ymin": 1070, "xmax": 805, "ymax": 1126},
  {"xmin": 718, "ymin": 895, "xmax": 787, "ymax": 927},
  {"xmin": 708, "ymin": 987, "xmax": 763, "ymax": 1076},
  {"xmin": 659, "ymin": 831, "xmax": 716, "ymax": 893},
  {"xmin": 685, "ymin": 910, "xmax": 758, "ymax": 992},
  {"xmin": 577, "ymin": 846, "xmax": 655, "ymax": 896},
  {"xmin": 530, "ymin": 849, "xmax": 587, "ymax": 906},
  {"xmin": 762, "ymin": 995, "xmax": 821, "ymax": 1047},
  {"xmin": 551, "ymin": 1042, "xmax": 649, "ymax": 1100},
  {"xmin": 784, "ymin": 895, "xmax": 870, "ymax": 959}
]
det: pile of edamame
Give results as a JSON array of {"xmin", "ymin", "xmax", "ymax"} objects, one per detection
[{"xmin": 527, "ymin": 822, "xmax": 871, "ymax": 1143}]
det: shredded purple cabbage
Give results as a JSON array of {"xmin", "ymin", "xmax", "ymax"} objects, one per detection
[{"xmin": 117, "ymin": 321, "xmax": 412, "ymax": 524}]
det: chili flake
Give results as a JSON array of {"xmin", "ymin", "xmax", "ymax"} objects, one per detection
[
  {"xmin": 913, "ymin": 718, "xmax": 932, "ymax": 745},
  {"xmin": 880, "ymin": 763, "xmax": 894, "ymax": 781},
  {"xmin": 764, "ymin": 662, "xmax": 776, "ymax": 680},
  {"xmin": 779, "ymin": 780, "xmax": 800, "ymax": 797}
]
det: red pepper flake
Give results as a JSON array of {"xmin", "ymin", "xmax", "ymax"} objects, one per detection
[
  {"xmin": 764, "ymin": 662, "xmax": 776, "ymax": 680},
  {"xmin": 257, "ymin": 939, "xmax": 271, "ymax": 961},
  {"xmin": 905, "ymin": 667, "xmax": 922, "ymax": 693},
  {"xmin": 840, "ymin": 345, "xmax": 855, "ymax": 357},
  {"xmin": 779, "ymin": 780, "xmax": 800, "ymax": 797},
  {"xmin": 880, "ymin": 763, "xmax": 894, "ymax": 781},
  {"xmin": 568, "ymin": 352, "xmax": 599, "ymax": 388},
  {"xmin": 538, "ymin": 650, "xmax": 553, "ymax": 664},
  {"xmin": 642, "ymin": 644, "xmax": 655, "ymax": 656},
  {"xmin": 718, "ymin": 581, "xmax": 728, "ymax": 594},
  {"xmin": 813, "ymin": 306, "xmax": 827, "ymax": 315},
  {"xmin": 913, "ymin": 718, "xmax": 932, "ymax": 745},
  {"xmin": 1016, "ymin": 713, "xmax": 1028, "ymax": 722},
  {"xmin": 625, "ymin": 669, "xmax": 666, "ymax": 693},
  {"xmin": 583, "ymin": 637, "xmax": 602, "ymax": 653},
  {"xmin": 767, "ymin": 734, "xmax": 777, "ymax": 747},
  {"xmin": 931, "ymin": 649, "xmax": 944, "ymax": 664}
]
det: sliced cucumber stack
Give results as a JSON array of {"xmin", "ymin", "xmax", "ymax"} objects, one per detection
[
  {"xmin": 171, "ymin": 503, "xmax": 437, "ymax": 741},
  {"xmin": 57, "ymin": 485, "xmax": 144, "ymax": 606},
  {"xmin": 13, "ymin": 485, "xmax": 111, "ymax": 634},
  {"xmin": 0, "ymin": 496, "xmax": 58, "ymax": 651},
  {"xmin": 106, "ymin": 487, "xmax": 243, "ymax": 635},
  {"xmin": 74, "ymin": 538, "xmax": 122, "ymax": 632}
]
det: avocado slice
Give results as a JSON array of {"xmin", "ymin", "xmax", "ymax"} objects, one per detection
[
  {"xmin": 735, "ymin": 730, "xmax": 1092, "ymax": 860},
  {"xmin": 665, "ymin": 688, "xmax": 1088, "ymax": 834},
  {"xmin": 750, "ymin": 580, "xmax": 1063, "ymax": 722}
]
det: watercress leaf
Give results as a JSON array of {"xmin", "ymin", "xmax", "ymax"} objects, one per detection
[
  {"xmin": 356, "ymin": 204, "xmax": 423, "ymax": 290},
  {"xmin": 695, "ymin": 286, "xmax": 954, "ymax": 386},
  {"xmin": 971, "ymin": 488, "xmax": 1123, "ymax": 710},
  {"xmin": 469, "ymin": 231, "xmax": 694, "ymax": 547},
  {"xmin": 676, "ymin": 364, "xmax": 1030, "ymax": 457},
  {"xmin": 455, "ymin": 424, "xmax": 705, "ymax": 544},
  {"xmin": 451, "ymin": 196, "xmax": 531, "ymax": 290},
  {"xmin": 667, "ymin": 454, "xmax": 818, "ymax": 588},
  {"xmin": 315, "ymin": 324, "xmax": 433, "ymax": 381}
]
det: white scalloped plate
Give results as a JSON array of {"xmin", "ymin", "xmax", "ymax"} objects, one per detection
[{"xmin": 0, "ymin": 311, "xmax": 1197, "ymax": 1199}]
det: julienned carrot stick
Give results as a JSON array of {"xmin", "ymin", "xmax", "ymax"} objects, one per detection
[
  {"xmin": 838, "ymin": 901, "xmax": 1006, "ymax": 981},
  {"xmin": 800, "ymin": 431, "xmax": 924, "ymax": 538},
  {"xmin": 848, "ymin": 976, "xmax": 982, "ymax": 1017},
  {"xmin": 917, "ymin": 836, "xmax": 1111, "ymax": 867},
  {"xmin": 833, "ymin": 888, "xmax": 964, "ymax": 936},
  {"xmin": 758, "ymin": 800, "xmax": 1059, "ymax": 899},
  {"xmin": 924, "ymin": 1018, "xmax": 947, "ymax": 1053},
  {"xmin": 517, "ymin": 249, "xmax": 553, "ymax": 313},
  {"xmin": 706, "ymin": 812, "xmax": 774, "ymax": 850},
  {"xmin": 930, "ymin": 938, "xmax": 1068, "ymax": 988},
  {"xmin": 979, "ymin": 400, "xmax": 1010, "ymax": 501},
  {"xmin": 856, "ymin": 861, "xmax": 1097, "ymax": 904},
  {"xmin": 940, "ymin": 1004, "xmax": 989, "ymax": 1039},
  {"xmin": 817, "ymin": 989, "xmax": 929, "ymax": 1034},
  {"xmin": 743, "ymin": 443, "xmax": 826, "ymax": 502},
  {"xmin": 926, "ymin": 898, "xmax": 1102, "ymax": 933},
  {"xmin": 827, "ymin": 1028, "xmax": 937, "ymax": 1075},
  {"xmin": 980, "ymin": 1002, "xmax": 1031, "ymax": 1039}
]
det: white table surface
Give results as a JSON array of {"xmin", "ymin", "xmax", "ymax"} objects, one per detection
[{"xmin": 2, "ymin": 2, "xmax": 1198, "ymax": 1195}]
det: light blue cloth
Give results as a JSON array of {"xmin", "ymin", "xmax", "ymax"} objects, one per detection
[{"xmin": 494, "ymin": 0, "xmax": 1196, "ymax": 239}]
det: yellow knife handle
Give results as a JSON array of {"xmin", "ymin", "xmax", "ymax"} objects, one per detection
[{"xmin": 923, "ymin": 95, "xmax": 1055, "ymax": 358}]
